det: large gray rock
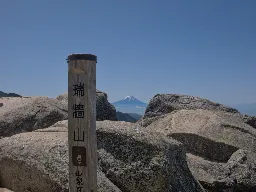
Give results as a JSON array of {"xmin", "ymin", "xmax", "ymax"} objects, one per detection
[
  {"xmin": 56, "ymin": 90, "xmax": 117, "ymax": 121},
  {"xmin": 96, "ymin": 90, "xmax": 117, "ymax": 121},
  {"xmin": 141, "ymin": 109, "xmax": 256, "ymax": 191},
  {"xmin": 141, "ymin": 94, "xmax": 239, "ymax": 127},
  {"xmin": 187, "ymin": 150, "xmax": 256, "ymax": 192},
  {"xmin": 0, "ymin": 127, "xmax": 121, "ymax": 192},
  {"xmin": 55, "ymin": 92, "xmax": 68, "ymax": 102},
  {"xmin": 243, "ymin": 115, "xmax": 256, "ymax": 129},
  {"xmin": 97, "ymin": 121, "xmax": 203, "ymax": 192},
  {"xmin": 0, "ymin": 189, "xmax": 13, "ymax": 192},
  {"xmin": 0, "ymin": 97, "xmax": 68, "ymax": 138},
  {"xmin": 144, "ymin": 109, "xmax": 256, "ymax": 155},
  {"xmin": 97, "ymin": 171, "xmax": 122, "ymax": 192},
  {"xmin": 0, "ymin": 120, "xmax": 203, "ymax": 192}
]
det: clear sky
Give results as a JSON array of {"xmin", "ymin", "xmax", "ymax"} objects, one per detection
[{"xmin": 0, "ymin": 0, "xmax": 255, "ymax": 105}]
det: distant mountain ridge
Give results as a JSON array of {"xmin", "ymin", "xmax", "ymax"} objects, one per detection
[
  {"xmin": 116, "ymin": 111, "xmax": 137, "ymax": 123},
  {"xmin": 0, "ymin": 91, "xmax": 21, "ymax": 98},
  {"xmin": 231, "ymin": 103, "xmax": 256, "ymax": 116},
  {"xmin": 112, "ymin": 96, "xmax": 147, "ymax": 106},
  {"xmin": 127, "ymin": 113, "xmax": 142, "ymax": 121},
  {"xmin": 112, "ymin": 96, "xmax": 148, "ymax": 115}
]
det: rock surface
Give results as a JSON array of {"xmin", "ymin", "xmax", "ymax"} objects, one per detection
[
  {"xmin": 96, "ymin": 90, "xmax": 117, "ymax": 121},
  {"xmin": 96, "ymin": 120, "xmax": 203, "ymax": 192},
  {"xmin": 243, "ymin": 115, "xmax": 256, "ymax": 129},
  {"xmin": 140, "ymin": 102, "xmax": 256, "ymax": 191},
  {"xmin": 0, "ymin": 97, "xmax": 68, "ymax": 138},
  {"xmin": 145, "ymin": 109, "xmax": 256, "ymax": 156},
  {"xmin": 187, "ymin": 150, "xmax": 256, "ymax": 191},
  {"xmin": 141, "ymin": 94, "xmax": 239, "ymax": 127},
  {"xmin": 0, "ymin": 189, "xmax": 13, "ymax": 192},
  {"xmin": 0, "ymin": 120, "xmax": 203, "ymax": 192},
  {"xmin": 2, "ymin": 91, "xmax": 255, "ymax": 191},
  {"xmin": 0, "ymin": 127, "xmax": 121, "ymax": 192},
  {"xmin": 56, "ymin": 90, "xmax": 117, "ymax": 121},
  {"xmin": 97, "ymin": 171, "xmax": 122, "ymax": 192}
]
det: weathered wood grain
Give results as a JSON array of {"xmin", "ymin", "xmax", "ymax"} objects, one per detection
[{"xmin": 68, "ymin": 55, "xmax": 97, "ymax": 192}]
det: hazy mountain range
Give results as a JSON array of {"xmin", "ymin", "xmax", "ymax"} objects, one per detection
[
  {"xmin": 112, "ymin": 96, "xmax": 148, "ymax": 115},
  {"xmin": 231, "ymin": 103, "xmax": 256, "ymax": 116},
  {"xmin": 126, "ymin": 113, "xmax": 142, "ymax": 120},
  {"xmin": 116, "ymin": 112, "xmax": 138, "ymax": 123},
  {"xmin": 0, "ymin": 91, "xmax": 21, "ymax": 98}
]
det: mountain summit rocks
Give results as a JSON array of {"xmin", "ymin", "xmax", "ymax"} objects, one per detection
[
  {"xmin": 56, "ymin": 89, "xmax": 117, "ymax": 121},
  {"xmin": 0, "ymin": 89, "xmax": 117, "ymax": 139},
  {"xmin": 0, "ymin": 96, "xmax": 68, "ymax": 138},
  {"xmin": 138, "ymin": 93, "xmax": 256, "ymax": 191},
  {"xmin": 95, "ymin": 90, "xmax": 117, "ymax": 121},
  {"xmin": 145, "ymin": 93, "xmax": 238, "ymax": 118},
  {"xmin": 140, "ymin": 93, "xmax": 239, "ymax": 127},
  {"xmin": 0, "ymin": 120, "xmax": 203, "ymax": 192},
  {"xmin": 0, "ymin": 125, "xmax": 122, "ymax": 192},
  {"xmin": 243, "ymin": 115, "xmax": 256, "ymax": 129},
  {"xmin": 1, "ymin": 90, "xmax": 256, "ymax": 191}
]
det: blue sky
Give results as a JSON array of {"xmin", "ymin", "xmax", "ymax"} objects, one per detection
[{"xmin": 0, "ymin": 0, "xmax": 255, "ymax": 105}]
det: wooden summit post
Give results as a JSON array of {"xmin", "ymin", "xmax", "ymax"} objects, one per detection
[{"xmin": 67, "ymin": 53, "xmax": 97, "ymax": 192}]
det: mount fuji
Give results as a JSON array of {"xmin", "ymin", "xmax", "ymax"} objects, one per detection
[{"xmin": 112, "ymin": 96, "xmax": 148, "ymax": 115}]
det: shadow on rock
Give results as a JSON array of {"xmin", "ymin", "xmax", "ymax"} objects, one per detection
[{"xmin": 169, "ymin": 133, "xmax": 239, "ymax": 163}]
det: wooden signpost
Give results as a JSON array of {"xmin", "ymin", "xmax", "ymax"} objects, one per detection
[{"xmin": 67, "ymin": 53, "xmax": 97, "ymax": 192}]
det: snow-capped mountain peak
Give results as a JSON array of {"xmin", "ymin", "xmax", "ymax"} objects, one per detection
[
  {"xmin": 112, "ymin": 96, "xmax": 147, "ymax": 106},
  {"xmin": 112, "ymin": 96, "xmax": 148, "ymax": 115},
  {"xmin": 124, "ymin": 96, "xmax": 136, "ymax": 101}
]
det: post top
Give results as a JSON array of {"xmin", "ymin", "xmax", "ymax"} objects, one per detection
[{"xmin": 67, "ymin": 53, "xmax": 97, "ymax": 63}]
